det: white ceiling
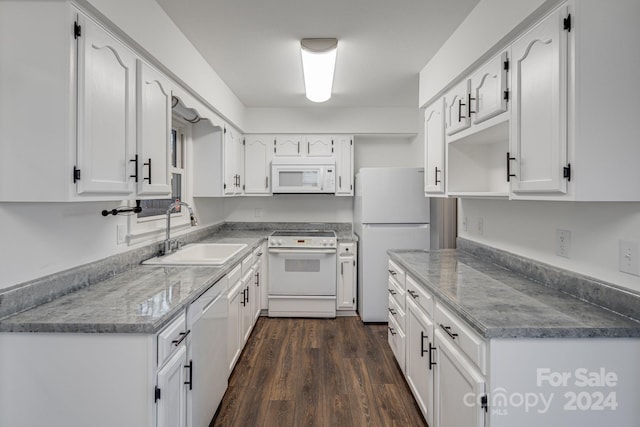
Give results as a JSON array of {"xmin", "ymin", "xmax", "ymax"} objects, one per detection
[{"xmin": 155, "ymin": 0, "xmax": 479, "ymax": 108}]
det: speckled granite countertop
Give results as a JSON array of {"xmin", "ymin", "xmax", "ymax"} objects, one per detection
[
  {"xmin": 388, "ymin": 249, "xmax": 640, "ymax": 339},
  {"xmin": 0, "ymin": 226, "xmax": 358, "ymax": 335},
  {"xmin": 0, "ymin": 233, "xmax": 265, "ymax": 334}
]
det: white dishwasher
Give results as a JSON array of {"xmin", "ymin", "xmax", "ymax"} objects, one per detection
[{"xmin": 187, "ymin": 281, "xmax": 228, "ymax": 427}]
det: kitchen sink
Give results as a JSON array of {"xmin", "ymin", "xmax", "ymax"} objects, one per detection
[{"xmin": 143, "ymin": 243, "xmax": 247, "ymax": 266}]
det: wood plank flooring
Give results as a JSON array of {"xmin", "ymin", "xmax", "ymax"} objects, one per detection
[{"xmin": 210, "ymin": 316, "xmax": 428, "ymax": 427}]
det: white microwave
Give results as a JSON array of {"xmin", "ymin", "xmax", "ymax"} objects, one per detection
[{"xmin": 271, "ymin": 158, "xmax": 336, "ymax": 194}]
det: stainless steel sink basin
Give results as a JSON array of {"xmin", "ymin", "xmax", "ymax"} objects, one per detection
[{"xmin": 143, "ymin": 243, "xmax": 247, "ymax": 266}]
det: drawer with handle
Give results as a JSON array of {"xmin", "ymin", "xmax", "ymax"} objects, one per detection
[
  {"xmin": 387, "ymin": 311, "xmax": 406, "ymax": 373},
  {"xmin": 435, "ymin": 302, "xmax": 486, "ymax": 374},
  {"xmin": 157, "ymin": 310, "xmax": 188, "ymax": 368},
  {"xmin": 388, "ymin": 295, "xmax": 406, "ymax": 332},
  {"xmin": 388, "ymin": 275, "xmax": 406, "ymax": 311},
  {"xmin": 388, "ymin": 259, "xmax": 406, "ymax": 289},
  {"xmin": 406, "ymin": 275, "xmax": 434, "ymax": 318}
]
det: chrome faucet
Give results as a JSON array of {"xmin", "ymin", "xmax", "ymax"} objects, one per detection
[{"xmin": 164, "ymin": 201, "xmax": 198, "ymax": 255}]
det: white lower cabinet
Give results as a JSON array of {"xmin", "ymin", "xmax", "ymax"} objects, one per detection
[
  {"xmin": 337, "ymin": 242, "xmax": 357, "ymax": 311},
  {"xmin": 434, "ymin": 329, "xmax": 486, "ymax": 427},
  {"xmin": 157, "ymin": 344, "xmax": 187, "ymax": 427},
  {"xmin": 406, "ymin": 299, "xmax": 435, "ymax": 426}
]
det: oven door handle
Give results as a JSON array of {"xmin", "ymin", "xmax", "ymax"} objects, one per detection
[{"xmin": 268, "ymin": 248, "xmax": 337, "ymax": 254}]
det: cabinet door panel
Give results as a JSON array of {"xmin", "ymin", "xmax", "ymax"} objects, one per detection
[
  {"xmin": 227, "ymin": 284, "xmax": 241, "ymax": 372},
  {"xmin": 244, "ymin": 135, "xmax": 271, "ymax": 194},
  {"xmin": 305, "ymin": 135, "xmax": 333, "ymax": 157},
  {"xmin": 511, "ymin": 7, "xmax": 568, "ymax": 194},
  {"xmin": 337, "ymin": 257, "xmax": 355, "ymax": 309},
  {"xmin": 224, "ymin": 127, "xmax": 242, "ymax": 195},
  {"xmin": 445, "ymin": 80, "xmax": 471, "ymax": 136},
  {"xmin": 335, "ymin": 135, "xmax": 353, "ymax": 195},
  {"xmin": 137, "ymin": 60, "xmax": 172, "ymax": 197},
  {"xmin": 472, "ymin": 51, "xmax": 509, "ymax": 124},
  {"xmin": 406, "ymin": 302, "xmax": 434, "ymax": 426},
  {"xmin": 274, "ymin": 135, "xmax": 302, "ymax": 157},
  {"xmin": 157, "ymin": 344, "xmax": 186, "ymax": 427},
  {"xmin": 76, "ymin": 14, "xmax": 136, "ymax": 196},
  {"xmin": 434, "ymin": 330, "xmax": 485, "ymax": 427},
  {"xmin": 424, "ymin": 99, "xmax": 445, "ymax": 194}
]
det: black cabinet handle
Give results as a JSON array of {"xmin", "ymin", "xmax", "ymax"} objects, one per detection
[
  {"xmin": 130, "ymin": 154, "xmax": 139, "ymax": 182},
  {"xmin": 388, "ymin": 269, "xmax": 397, "ymax": 276},
  {"xmin": 429, "ymin": 343, "xmax": 436, "ymax": 370},
  {"xmin": 408, "ymin": 290, "xmax": 419, "ymax": 299},
  {"xmin": 389, "ymin": 307, "xmax": 397, "ymax": 315},
  {"xmin": 265, "ymin": 176, "xmax": 269, "ymax": 189},
  {"xmin": 458, "ymin": 98, "xmax": 466, "ymax": 123},
  {"xmin": 297, "ymin": 141, "xmax": 300, "ymax": 154},
  {"xmin": 184, "ymin": 360, "xmax": 193, "ymax": 390},
  {"xmin": 435, "ymin": 167, "xmax": 441, "ymax": 185},
  {"xmin": 143, "ymin": 158, "xmax": 152, "ymax": 184},
  {"xmin": 388, "ymin": 289, "xmax": 397, "ymax": 295},
  {"xmin": 171, "ymin": 329, "xmax": 190, "ymax": 346},
  {"xmin": 339, "ymin": 176, "xmax": 342, "ymax": 189},
  {"xmin": 468, "ymin": 92, "xmax": 476, "ymax": 117},
  {"xmin": 420, "ymin": 331, "xmax": 428, "ymax": 357},
  {"xmin": 506, "ymin": 152, "xmax": 516, "ymax": 182},
  {"xmin": 388, "ymin": 326, "xmax": 397, "ymax": 336},
  {"xmin": 439, "ymin": 323, "xmax": 458, "ymax": 340}
]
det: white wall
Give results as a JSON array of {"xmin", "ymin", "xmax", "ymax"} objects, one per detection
[
  {"xmin": 244, "ymin": 107, "xmax": 419, "ymax": 135},
  {"xmin": 459, "ymin": 199, "xmax": 640, "ymax": 292},
  {"xmin": 223, "ymin": 196, "xmax": 353, "ymax": 223}
]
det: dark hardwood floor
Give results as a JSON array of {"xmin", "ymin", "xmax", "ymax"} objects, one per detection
[{"xmin": 211, "ymin": 316, "xmax": 428, "ymax": 427}]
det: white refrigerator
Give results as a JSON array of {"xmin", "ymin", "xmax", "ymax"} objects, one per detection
[{"xmin": 353, "ymin": 167, "xmax": 430, "ymax": 322}]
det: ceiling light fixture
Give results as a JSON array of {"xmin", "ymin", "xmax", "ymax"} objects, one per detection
[{"xmin": 300, "ymin": 38, "xmax": 338, "ymax": 103}]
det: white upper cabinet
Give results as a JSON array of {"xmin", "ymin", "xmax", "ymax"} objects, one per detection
[
  {"xmin": 335, "ymin": 135, "xmax": 354, "ymax": 196},
  {"xmin": 424, "ymin": 99, "xmax": 446, "ymax": 195},
  {"xmin": 76, "ymin": 12, "xmax": 137, "ymax": 197},
  {"xmin": 244, "ymin": 135, "xmax": 272, "ymax": 195},
  {"xmin": 0, "ymin": 3, "xmax": 172, "ymax": 201},
  {"xmin": 136, "ymin": 60, "xmax": 172, "ymax": 198},
  {"xmin": 471, "ymin": 51, "xmax": 509, "ymax": 125},
  {"xmin": 510, "ymin": 6, "xmax": 568, "ymax": 195},
  {"xmin": 305, "ymin": 135, "xmax": 334, "ymax": 157},
  {"xmin": 223, "ymin": 126, "xmax": 244, "ymax": 195},
  {"xmin": 274, "ymin": 135, "xmax": 302, "ymax": 157},
  {"xmin": 444, "ymin": 79, "xmax": 471, "ymax": 136}
]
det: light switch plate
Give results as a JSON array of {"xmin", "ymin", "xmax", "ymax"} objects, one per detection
[
  {"xmin": 619, "ymin": 240, "xmax": 640, "ymax": 276},
  {"xmin": 556, "ymin": 229, "xmax": 571, "ymax": 258},
  {"xmin": 117, "ymin": 224, "xmax": 127, "ymax": 245}
]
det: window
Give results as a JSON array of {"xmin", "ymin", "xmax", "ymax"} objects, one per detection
[
  {"xmin": 127, "ymin": 116, "xmax": 191, "ymax": 245},
  {"xmin": 138, "ymin": 126, "xmax": 186, "ymax": 217}
]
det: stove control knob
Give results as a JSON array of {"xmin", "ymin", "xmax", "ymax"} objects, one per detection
[
  {"xmin": 278, "ymin": 239, "xmax": 284, "ymax": 246},
  {"xmin": 321, "ymin": 240, "xmax": 328, "ymax": 246}
]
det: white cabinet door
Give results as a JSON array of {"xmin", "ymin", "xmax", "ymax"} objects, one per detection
[
  {"xmin": 424, "ymin": 99, "xmax": 445, "ymax": 194},
  {"xmin": 274, "ymin": 135, "xmax": 302, "ymax": 157},
  {"xmin": 241, "ymin": 272, "xmax": 253, "ymax": 345},
  {"xmin": 305, "ymin": 135, "xmax": 333, "ymax": 157},
  {"xmin": 157, "ymin": 344, "xmax": 187, "ymax": 427},
  {"xmin": 335, "ymin": 135, "xmax": 354, "ymax": 196},
  {"xmin": 434, "ymin": 330, "xmax": 485, "ymax": 427},
  {"xmin": 136, "ymin": 60, "xmax": 172, "ymax": 198},
  {"xmin": 445, "ymin": 79, "xmax": 471, "ymax": 136},
  {"xmin": 252, "ymin": 259, "xmax": 262, "ymax": 322},
  {"xmin": 337, "ymin": 259, "xmax": 355, "ymax": 310},
  {"xmin": 227, "ymin": 282, "xmax": 242, "ymax": 373},
  {"xmin": 406, "ymin": 301, "xmax": 435, "ymax": 426},
  {"xmin": 223, "ymin": 126, "xmax": 243, "ymax": 195},
  {"xmin": 472, "ymin": 51, "xmax": 509, "ymax": 125},
  {"xmin": 510, "ymin": 6, "xmax": 568, "ymax": 194},
  {"xmin": 76, "ymin": 12, "xmax": 136, "ymax": 197},
  {"xmin": 244, "ymin": 135, "xmax": 272, "ymax": 194}
]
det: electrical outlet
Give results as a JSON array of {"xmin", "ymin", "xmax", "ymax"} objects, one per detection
[
  {"xmin": 477, "ymin": 218, "xmax": 484, "ymax": 235},
  {"xmin": 556, "ymin": 229, "xmax": 571, "ymax": 258},
  {"xmin": 619, "ymin": 240, "xmax": 640, "ymax": 276},
  {"xmin": 117, "ymin": 224, "xmax": 127, "ymax": 245},
  {"xmin": 463, "ymin": 216, "xmax": 468, "ymax": 232}
]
